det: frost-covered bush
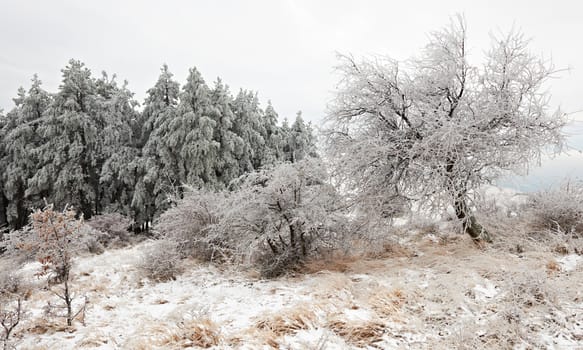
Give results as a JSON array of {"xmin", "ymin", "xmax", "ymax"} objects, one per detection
[
  {"xmin": 0, "ymin": 226, "xmax": 37, "ymax": 264},
  {"xmin": 86, "ymin": 213, "xmax": 134, "ymax": 248},
  {"xmin": 526, "ymin": 181, "xmax": 583, "ymax": 235},
  {"xmin": 223, "ymin": 159, "xmax": 349, "ymax": 277},
  {"xmin": 0, "ymin": 269, "xmax": 22, "ymax": 299},
  {"xmin": 138, "ymin": 240, "xmax": 182, "ymax": 282},
  {"xmin": 154, "ymin": 159, "xmax": 350, "ymax": 278},
  {"xmin": 155, "ymin": 189, "xmax": 227, "ymax": 261},
  {"xmin": 81, "ymin": 231, "xmax": 105, "ymax": 255}
]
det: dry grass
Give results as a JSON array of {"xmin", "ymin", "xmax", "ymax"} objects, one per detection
[
  {"xmin": 255, "ymin": 305, "xmax": 318, "ymax": 336},
  {"xmin": 176, "ymin": 318, "xmax": 221, "ymax": 348},
  {"xmin": 75, "ymin": 332, "xmax": 112, "ymax": 348},
  {"xmin": 369, "ymin": 288, "xmax": 406, "ymax": 319},
  {"xmin": 25, "ymin": 318, "xmax": 75, "ymax": 335},
  {"xmin": 546, "ymin": 259, "xmax": 561, "ymax": 274},
  {"xmin": 134, "ymin": 318, "xmax": 221, "ymax": 349},
  {"xmin": 326, "ymin": 318, "xmax": 385, "ymax": 347}
]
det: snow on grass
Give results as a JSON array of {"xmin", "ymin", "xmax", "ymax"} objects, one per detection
[{"xmin": 4, "ymin": 226, "xmax": 583, "ymax": 349}]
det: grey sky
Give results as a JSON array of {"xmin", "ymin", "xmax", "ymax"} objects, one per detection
[{"xmin": 1, "ymin": 0, "xmax": 582, "ymax": 125}]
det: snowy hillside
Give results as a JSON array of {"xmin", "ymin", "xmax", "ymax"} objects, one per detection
[{"xmin": 3, "ymin": 224, "xmax": 583, "ymax": 349}]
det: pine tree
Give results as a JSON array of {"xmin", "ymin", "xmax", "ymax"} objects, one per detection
[
  {"xmin": 208, "ymin": 79, "xmax": 242, "ymax": 185},
  {"xmin": 96, "ymin": 73, "xmax": 141, "ymax": 217},
  {"xmin": 262, "ymin": 101, "xmax": 284, "ymax": 164},
  {"xmin": 132, "ymin": 65, "xmax": 180, "ymax": 229},
  {"xmin": 174, "ymin": 67, "xmax": 218, "ymax": 188},
  {"xmin": 232, "ymin": 90, "xmax": 266, "ymax": 173},
  {"xmin": 2, "ymin": 76, "xmax": 51, "ymax": 229},
  {"xmin": 27, "ymin": 60, "xmax": 101, "ymax": 219},
  {"xmin": 288, "ymin": 112, "xmax": 317, "ymax": 162}
]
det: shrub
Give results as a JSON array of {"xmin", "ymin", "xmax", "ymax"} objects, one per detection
[
  {"xmin": 0, "ymin": 226, "xmax": 38, "ymax": 264},
  {"xmin": 525, "ymin": 181, "xmax": 583, "ymax": 235},
  {"xmin": 155, "ymin": 159, "xmax": 351, "ymax": 278},
  {"xmin": 0, "ymin": 269, "xmax": 21, "ymax": 299},
  {"xmin": 155, "ymin": 189, "xmax": 227, "ymax": 261},
  {"xmin": 81, "ymin": 232, "xmax": 105, "ymax": 255},
  {"xmin": 138, "ymin": 240, "xmax": 182, "ymax": 282},
  {"xmin": 221, "ymin": 159, "xmax": 350, "ymax": 277},
  {"xmin": 86, "ymin": 213, "xmax": 134, "ymax": 248}
]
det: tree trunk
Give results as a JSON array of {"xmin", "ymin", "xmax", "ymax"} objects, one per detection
[
  {"xmin": 64, "ymin": 278, "xmax": 73, "ymax": 326},
  {"xmin": 454, "ymin": 196, "xmax": 492, "ymax": 242}
]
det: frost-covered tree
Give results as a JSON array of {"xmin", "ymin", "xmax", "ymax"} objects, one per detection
[
  {"xmin": 262, "ymin": 101, "xmax": 285, "ymax": 164},
  {"xmin": 174, "ymin": 67, "xmax": 218, "ymax": 188},
  {"xmin": 132, "ymin": 65, "xmax": 180, "ymax": 228},
  {"xmin": 208, "ymin": 79, "xmax": 243, "ymax": 185},
  {"xmin": 325, "ymin": 16, "xmax": 566, "ymax": 241},
  {"xmin": 287, "ymin": 112, "xmax": 317, "ymax": 162},
  {"xmin": 232, "ymin": 90, "xmax": 266, "ymax": 173},
  {"xmin": 27, "ymin": 60, "xmax": 103, "ymax": 219},
  {"xmin": 2, "ymin": 76, "xmax": 51, "ymax": 229},
  {"xmin": 96, "ymin": 73, "xmax": 141, "ymax": 216}
]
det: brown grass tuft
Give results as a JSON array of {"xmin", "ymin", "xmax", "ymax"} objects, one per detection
[
  {"xmin": 135, "ymin": 318, "xmax": 221, "ymax": 349},
  {"xmin": 326, "ymin": 319, "xmax": 385, "ymax": 347},
  {"xmin": 171, "ymin": 318, "xmax": 221, "ymax": 348},
  {"xmin": 255, "ymin": 305, "xmax": 318, "ymax": 336},
  {"xmin": 369, "ymin": 288, "xmax": 406, "ymax": 318},
  {"xmin": 26, "ymin": 318, "xmax": 76, "ymax": 335},
  {"xmin": 546, "ymin": 259, "xmax": 561, "ymax": 274}
]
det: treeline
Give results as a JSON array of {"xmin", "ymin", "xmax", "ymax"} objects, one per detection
[{"xmin": 0, "ymin": 60, "xmax": 316, "ymax": 232}]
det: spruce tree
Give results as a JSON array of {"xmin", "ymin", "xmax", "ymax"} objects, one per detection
[
  {"xmin": 288, "ymin": 112, "xmax": 317, "ymax": 162},
  {"xmin": 208, "ymin": 79, "xmax": 242, "ymax": 185},
  {"xmin": 174, "ymin": 67, "xmax": 218, "ymax": 188},
  {"xmin": 262, "ymin": 100, "xmax": 284, "ymax": 164},
  {"xmin": 2, "ymin": 76, "xmax": 51, "ymax": 229},
  {"xmin": 132, "ymin": 65, "xmax": 180, "ymax": 228},
  {"xmin": 96, "ymin": 73, "xmax": 141, "ymax": 217},
  {"xmin": 27, "ymin": 60, "xmax": 101, "ymax": 219},
  {"xmin": 232, "ymin": 90, "xmax": 266, "ymax": 173}
]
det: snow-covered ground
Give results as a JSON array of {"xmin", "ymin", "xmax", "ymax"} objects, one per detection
[{"xmin": 3, "ymin": 227, "xmax": 583, "ymax": 350}]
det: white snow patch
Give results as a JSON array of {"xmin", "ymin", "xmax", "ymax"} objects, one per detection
[
  {"xmin": 473, "ymin": 281, "xmax": 499, "ymax": 301},
  {"xmin": 557, "ymin": 254, "xmax": 582, "ymax": 272}
]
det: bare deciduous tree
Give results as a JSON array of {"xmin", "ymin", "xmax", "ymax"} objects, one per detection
[
  {"xmin": 0, "ymin": 297, "xmax": 22, "ymax": 350},
  {"xmin": 30, "ymin": 205, "xmax": 85, "ymax": 326},
  {"xmin": 325, "ymin": 16, "xmax": 566, "ymax": 241},
  {"xmin": 0, "ymin": 268, "xmax": 24, "ymax": 350}
]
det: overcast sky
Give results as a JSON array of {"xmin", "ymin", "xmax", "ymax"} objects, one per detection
[{"xmin": 1, "ymin": 0, "xmax": 581, "ymax": 121}]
